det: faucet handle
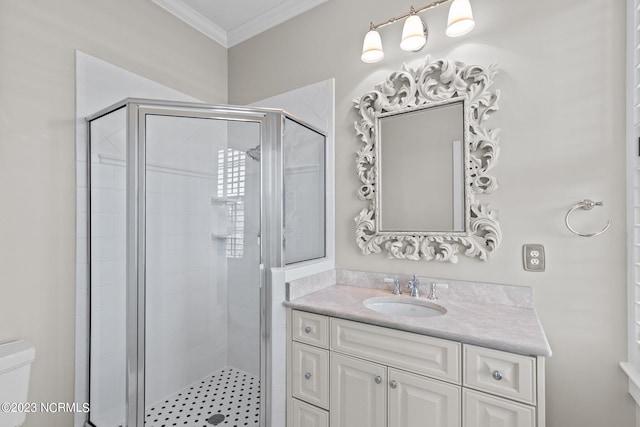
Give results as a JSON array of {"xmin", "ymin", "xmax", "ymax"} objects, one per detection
[
  {"xmin": 428, "ymin": 283, "xmax": 449, "ymax": 300},
  {"xmin": 407, "ymin": 275, "xmax": 420, "ymax": 297},
  {"xmin": 384, "ymin": 278, "xmax": 402, "ymax": 295}
]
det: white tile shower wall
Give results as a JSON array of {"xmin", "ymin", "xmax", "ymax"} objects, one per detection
[
  {"xmin": 226, "ymin": 123, "xmax": 262, "ymax": 377},
  {"xmin": 252, "ymin": 78, "xmax": 335, "ymax": 424},
  {"xmin": 144, "ymin": 170, "xmax": 229, "ymax": 407},
  {"xmin": 144, "ymin": 117, "xmax": 230, "ymax": 408},
  {"xmin": 87, "ymin": 110, "xmax": 128, "ymax": 427}
]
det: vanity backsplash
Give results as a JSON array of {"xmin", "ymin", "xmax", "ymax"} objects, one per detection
[{"xmin": 287, "ymin": 269, "xmax": 534, "ymax": 308}]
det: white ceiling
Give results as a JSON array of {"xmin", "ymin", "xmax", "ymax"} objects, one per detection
[{"xmin": 151, "ymin": 0, "xmax": 328, "ymax": 48}]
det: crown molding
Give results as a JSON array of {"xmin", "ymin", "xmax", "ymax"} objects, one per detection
[
  {"xmin": 151, "ymin": 0, "xmax": 328, "ymax": 49},
  {"xmin": 227, "ymin": 0, "xmax": 328, "ymax": 47},
  {"xmin": 151, "ymin": 0, "xmax": 228, "ymax": 47}
]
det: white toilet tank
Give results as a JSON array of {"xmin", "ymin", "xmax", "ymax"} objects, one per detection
[{"xmin": 0, "ymin": 340, "xmax": 36, "ymax": 427}]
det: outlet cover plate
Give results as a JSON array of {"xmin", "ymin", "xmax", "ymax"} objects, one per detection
[{"xmin": 523, "ymin": 244, "xmax": 545, "ymax": 272}]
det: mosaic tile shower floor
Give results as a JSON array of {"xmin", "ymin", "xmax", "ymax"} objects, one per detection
[{"xmin": 145, "ymin": 367, "xmax": 260, "ymax": 427}]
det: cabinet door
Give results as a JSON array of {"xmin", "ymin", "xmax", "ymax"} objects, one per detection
[
  {"xmin": 463, "ymin": 389, "xmax": 535, "ymax": 427},
  {"xmin": 330, "ymin": 352, "xmax": 386, "ymax": 427},
  {"xmin": 292, "ymin": 342, "xmax": 330, "ymax": 409},
  {"xmin": 388, "ymin": 368, "xmax": 461, "ymax": 427}
]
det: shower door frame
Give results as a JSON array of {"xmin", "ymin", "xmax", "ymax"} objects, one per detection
[{"xmin": 86, "ymin": 99, "xmax": 287, "ymax": 427}]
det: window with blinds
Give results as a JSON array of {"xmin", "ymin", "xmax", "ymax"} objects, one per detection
[
  {"xmin": 217, "ymin": 148, "xmax": 246, "ymax": 259},
  {"xmin": 622, "ymin": 0, "xmax": 640, "ymax": 406}
]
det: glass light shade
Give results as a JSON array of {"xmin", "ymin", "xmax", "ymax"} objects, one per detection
[
  {"xmin": 446, "ymin": 0, "xmax": 475, "ymax": 37},
  {"xmin": 361, "ymin": 30, "xmax": 384, "ymax": 63},
  {"xmin": 400, "ymin": 14, "xmax": 426, "ymax": 51}
]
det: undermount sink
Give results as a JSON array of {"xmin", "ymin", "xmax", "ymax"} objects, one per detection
[{"xmin": 363, "ymin": 296, "xmax": 446, "ymax": 318}]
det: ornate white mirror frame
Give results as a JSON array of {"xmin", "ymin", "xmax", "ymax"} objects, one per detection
[{"xmin": 353, "ymin": 56, "xmax": 502, "ymax": 262}]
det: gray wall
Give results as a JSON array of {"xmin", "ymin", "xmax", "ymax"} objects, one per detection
[
  {"xmin": 0, "ymin": 1, "xmax": 226, "ymax": 426},
  {"xmin": 229, "ymin": 0, "xmax": 631, "ymax": 426}
]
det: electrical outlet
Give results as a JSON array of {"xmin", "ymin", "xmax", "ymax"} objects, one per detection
[{"xmin": 523, "ymin": 244, "xmax": 545, "ymax": 272}]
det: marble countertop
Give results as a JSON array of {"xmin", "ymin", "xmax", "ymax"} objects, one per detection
[{"xmin": 284, "ymin": 284, "xmax": 552, "ymax": 357}]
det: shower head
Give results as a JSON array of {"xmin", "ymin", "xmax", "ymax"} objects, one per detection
[{"xmin": 246, "ymin": 145, "xmax": 261, "ymax": 162}]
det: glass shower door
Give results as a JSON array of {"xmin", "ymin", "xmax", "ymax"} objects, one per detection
[
  {"xmin": 141, "ymin": 112, "xmax": 262, "ymax": 427},
  {"xmin": 88, "ymin": 106, "xmax": 128, "ymax": 427},
  {"xmin": 283, "ymin": 117, "xmax": 326, "ymax": 265}
]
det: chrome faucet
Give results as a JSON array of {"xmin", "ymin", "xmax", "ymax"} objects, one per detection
[
  {"xmin": 384, "ymin": 278, "xmax": 402, "ymax": 295},
  {"xmin": 407, "ymin": 275, "xmax": 420, "ymax": 297}
]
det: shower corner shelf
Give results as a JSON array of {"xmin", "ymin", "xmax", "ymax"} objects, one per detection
[
  {"xmin": 211, "ymin": 196, "xmax": 240, "ymax": 205},
  {"xmin": 211, "ymin": 232, "xmax": 230, "ymax": 240}
]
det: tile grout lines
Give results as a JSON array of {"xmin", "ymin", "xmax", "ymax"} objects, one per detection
[{"xmin": 145, "ymin": 367, "xmax": 260, "ymax": 427}]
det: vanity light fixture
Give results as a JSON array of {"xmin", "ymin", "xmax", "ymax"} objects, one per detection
[
  {"xmin": 400, "ymin": 8, "xmax": 427, "ymax": 52},
  {"xmin": 361, "ymin": 0, "xmax": 475, "ymax": 63},
  {"xmin": 446, "ymin": 0, "xmax": 475, "ymax": 37},
  {"xmin": 361, "ymin": 27, "xmax": 385, "ymax": 63}
]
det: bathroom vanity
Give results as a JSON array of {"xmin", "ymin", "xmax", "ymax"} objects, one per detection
[{"xmin": 284, "ymin": 272, "xmax": 551, "ymax": 427}]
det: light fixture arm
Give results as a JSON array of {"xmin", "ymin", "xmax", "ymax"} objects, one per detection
[{"xmin": 369, "ymin": 0, "xmax": 453, "ymax": 31}]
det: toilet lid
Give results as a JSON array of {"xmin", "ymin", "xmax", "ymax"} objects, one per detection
[{"xmin": 0, "ymin": 340, "xmax": 35, "ymax": 374}]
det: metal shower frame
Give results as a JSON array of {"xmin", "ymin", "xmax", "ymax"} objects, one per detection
[{"xmin": 84, "ymin": 98, "xmax": 325, "ymax": 427}]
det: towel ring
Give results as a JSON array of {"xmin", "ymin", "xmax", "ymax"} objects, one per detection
[{"xmin": 565, "ymin": 199, "xmax": 611, "ymax": 237}]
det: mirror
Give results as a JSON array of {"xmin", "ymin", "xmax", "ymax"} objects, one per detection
[
  {"xmin": 377, "ymin": 99, "xmax": 466, "ymax": 232},
  {"xmin": 354, "ymin": 56, "xmax": 502, "ymax": 263}
]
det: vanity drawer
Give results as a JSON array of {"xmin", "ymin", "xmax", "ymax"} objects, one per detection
[
  {"xmin": 463, "ymin": 344, "xmax": 536, "ymax": 404},
  {"xmin": 293, "ymin": 310, "xmax": 329, "ymax": 349},
  {"xmin": 463, "ymin": 389, "xmax": 535, "ymax": 427},
  {"xmin": 292, "ymin": 342, "xmax": 330, "ymax": 409},
  {"xmin": 330, "ymin": 318, "xmax": 461, "ymax": 383},
  {"xmin": 292, "ymin": 398, "xmax": 329, "ymax": 427}
]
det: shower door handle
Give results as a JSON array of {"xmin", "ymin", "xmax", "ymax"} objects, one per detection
[{"xmin": 259, "ymin": 263, "xmax": 264, "ymax": 289}]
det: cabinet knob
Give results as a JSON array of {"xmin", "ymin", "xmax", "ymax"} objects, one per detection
[
  {"xmin": 374, "ymin": 375, "xmax": 382, "ymax": 384},
  {"xmin": 304, "ymin": 372, "xmax": 312, "ymax": 380},
  {"xmin": 389, "ymin": 380, "xmax": 398, "ymax": 389},
  {"xmin": 492, "ymin": 370, "xmax": 503, "ymax": 381},
  {"xmin": 304, "ymin": 326, "xmax": 312, "ymax": 333}
]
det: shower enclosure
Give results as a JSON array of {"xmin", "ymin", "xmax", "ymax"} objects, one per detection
[{"xmin": 85, "ymin": 99, "xmax": 326, "ymax": 427}]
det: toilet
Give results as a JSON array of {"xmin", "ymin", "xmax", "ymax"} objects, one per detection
[{"xmin": 0, "ymin": 341, "xmax": 36, "ymax": 426}]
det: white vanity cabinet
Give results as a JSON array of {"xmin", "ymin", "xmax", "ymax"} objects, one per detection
[
  {"xmin": 287, "ymin": 309, "xmax": 546, "ymax": 427},
  {"xmin": 329, "ymin": 317, "xmax": 460, "ymax": 427},
  {"xmin": 330, "ymin": 351, "xmax": 461, "ymax": 427}
]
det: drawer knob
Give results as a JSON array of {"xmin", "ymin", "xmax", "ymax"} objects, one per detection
[
  {"xmin": 304, "ymin": 372, "xmax": 312, "ymax": 380},
  {"xmin": 389, "ymin": 380, "xmax": 398, "ymax": 389},
  {"xmin": 304, "ymin": 326, "xmax": 312, "ymax": 333},
  {"xmin": 492, "ymin": 370, "xmax": 503, "ymax": 381},
  {"xmin": 374, "ymin": 375, "xmax": 382, "ymax": 384}
]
